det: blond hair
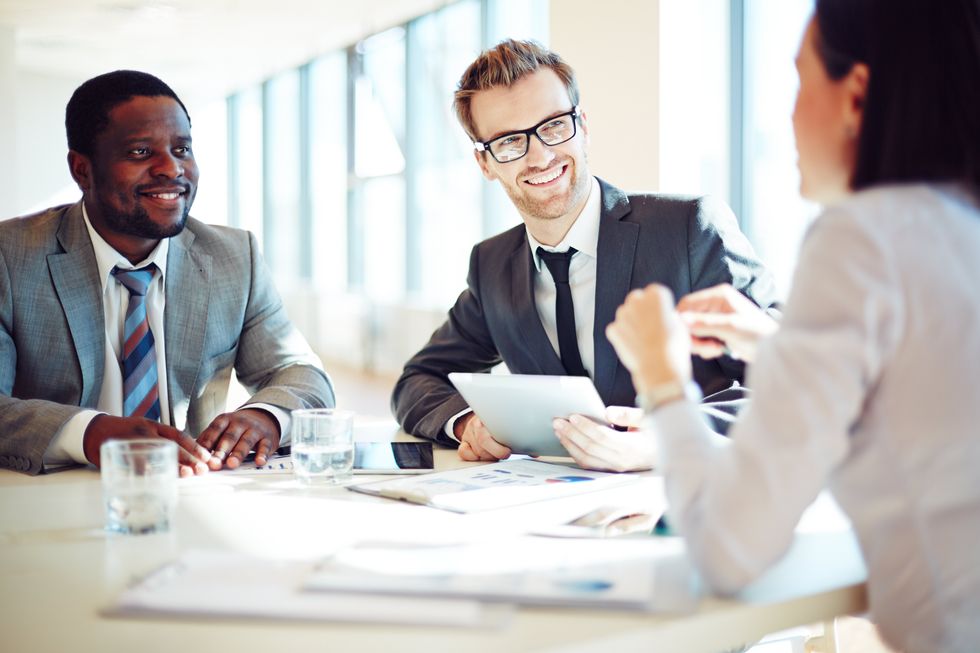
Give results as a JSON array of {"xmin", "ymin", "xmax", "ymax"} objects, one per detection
[{"xmin": 453, "ymin": 39, "xmax": 579, "ymax": 142}]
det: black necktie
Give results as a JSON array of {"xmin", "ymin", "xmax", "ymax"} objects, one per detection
[{"xmin": 537, "ymin": 247, "xmax": 588, "ymax": 377}]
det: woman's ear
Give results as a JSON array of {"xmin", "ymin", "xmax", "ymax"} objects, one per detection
[{"xmin": 843, "ymin": 62, "xmax": 869, "ymax": 140}]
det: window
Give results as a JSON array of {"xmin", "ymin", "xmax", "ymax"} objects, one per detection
[
  {"xmin": 223, "ymin": 0, "xmax": 549, "ymax": 311},
  {"xmin": 308, "ymin": 53, "xmax": 348, "ymax": 292},
  {"xmin": 187, "ymin": 98, "xmax": 228, "ymax": 226},
  {"xmin": 352, "ymin": 27, "xmax": 407, "ymax": 303},
  {"xmin": 264, "ymin": 69, "xmax": 303, "ymax": 281},
  {"xmin": 228, "ymin": 87, "xmax": 264, "ymax": 246},
  {"xmin": 658, "ymin": 0, "xmax": 819, "ymax": 297},
  {"xmin": 406, "ymin": 0, "xmax": 483, "ymax": 306},
  {"xmin": 741, "ymin": 0, "xmax": 817, "ymax": 295}
]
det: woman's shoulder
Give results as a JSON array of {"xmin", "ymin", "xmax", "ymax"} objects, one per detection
[
  {"xmin": 811, "ymin": 183, "xmax": 977, "ymax": 240},
  {"xmin": 829, "ymin": 183, "xmax": 974, "ymax": 221}
]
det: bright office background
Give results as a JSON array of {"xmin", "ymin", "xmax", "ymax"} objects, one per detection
[{"xmin": 0, "ymin": 0, "xmax": 817, "ymax": 385}]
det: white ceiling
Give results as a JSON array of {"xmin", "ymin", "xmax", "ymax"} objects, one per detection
[{"xmin": 0, "ymin": 0, "xmax": 450, "ymax": 102}]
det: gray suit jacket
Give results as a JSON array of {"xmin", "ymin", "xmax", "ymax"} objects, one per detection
[
  {"xmin": 0, "ymin": 201, "xmax": 335, "ymax": 474},
  {"xmin": 392, "ymin": 179, "xmax": 780, "ymax": 445}
]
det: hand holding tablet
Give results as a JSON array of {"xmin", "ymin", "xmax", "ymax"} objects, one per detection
[{"xmin": 448, "ymin": 373, "xmax": 609, "ymax": 458}]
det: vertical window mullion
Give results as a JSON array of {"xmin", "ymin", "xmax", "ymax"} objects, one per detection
[{"xmin": 298, "ymin": 63, "xmax": 313, "ymax": 281}]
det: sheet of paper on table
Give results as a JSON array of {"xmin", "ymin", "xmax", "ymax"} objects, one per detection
[
  {"xmin": 105, "ymin": 549, "xmax": 510, "ymax": 628},
  {"xmin": 349, "ymin": 458, "xmax": 642, "ymax": 513},
  {"xmin": 304, "ymin": 535, "xmax": 699, "ymax": 612}
]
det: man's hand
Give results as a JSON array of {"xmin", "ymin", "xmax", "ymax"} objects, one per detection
[
  {"xmin": 553, "ymin": 406, "xmax": 657, "ymax": 472},
  {"xmin": 453, "ymin": 412, "xmax": 511, "ymax": 462},
  {"xmin": 676, "ymin": 283, "xmax": 778, "ymax": 363},
  {"xmin": 83, "ymin": 415, "xmax": 211, "ymax": 477},
  {"xmin": 195, "ymin": 408, "xmax": 281, "ymax": 470},
  {"xmin": 606, "ymin": 284, "xmax": 692, "ymax": 395}
]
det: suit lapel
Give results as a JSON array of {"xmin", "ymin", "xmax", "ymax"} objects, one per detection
[
  {"xmin": 49, "ymin": 203, "xmax": 105, "ymax": 407},
  {"xmin": 509, "ymin": 240, "xmax": 566, "ymax": 375},
  {"xmin": 164, "ymin": 226, "xmax": 211, "ymax": 429},
  {"xmin": 593, "ymin": 180, "xmax": 638, "ymax": 402}
]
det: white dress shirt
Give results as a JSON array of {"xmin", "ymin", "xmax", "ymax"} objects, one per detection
[
  {"xmin": 649, "ymin": 184, "xmax": 980, "ymax": 653},
  {"xmin": 445, "ymin": 177, "xmax": 602, "ymax": 440},
  {"xmin": 527, "ymin": 175, "xmax": 602, "ymax": 380},
  {"xmin": 44, "ymin": 204, "xmax": 287, "ymax": 466}
]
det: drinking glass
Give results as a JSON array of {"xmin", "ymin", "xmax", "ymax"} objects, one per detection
[
  {"xmin": 291, "ymin": 409, "xmax": 355, "ymax": 485},
  {"xmin": 100, "ymin": 439, "xmax": 178, "ymax": 535}
]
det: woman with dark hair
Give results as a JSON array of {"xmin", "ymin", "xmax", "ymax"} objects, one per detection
[{"xmin": 556, "ymin": 0, "xmax": 980, "ymax": 650}]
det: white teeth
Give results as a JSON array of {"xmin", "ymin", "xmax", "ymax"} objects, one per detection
[
  {"xmin": 149, "ymin": 193, "xmax": 180, "ymax": 200},
  {"xmin": 527, "ymin": 167, "xmax": 564, "ymax": 185}
]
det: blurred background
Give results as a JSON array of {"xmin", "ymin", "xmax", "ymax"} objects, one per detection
[{"xmin": 0, "ymin": 0, "xmax": 818, "ymax": 415}]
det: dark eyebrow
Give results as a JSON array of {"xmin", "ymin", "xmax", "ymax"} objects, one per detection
[
  {"xmin": 483, "ymin": 108, "xmax": 574, "ymax": 143},
  {"xmin": 120, "ymin": 133, "xmax": 192, "ymax": 147}
]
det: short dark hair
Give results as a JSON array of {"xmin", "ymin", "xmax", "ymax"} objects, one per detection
[
  {"xmin": 815, "ymin": 0, "xmax": 980, "ymax": 195},
  {"xmin": 453, "ymin": 39, "xmax": 579, "ymax": 141},
  {"xmin": 65, "ymin": 70, "xmax": 191, "ymax": 156}
]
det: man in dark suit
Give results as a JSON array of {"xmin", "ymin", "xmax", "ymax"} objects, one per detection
[
  {"xmin": 0, "ymin": 70, "xmax": 334, "ymax": 475},
  {"xmin": 391, "ymin": 40, "xmax": 778, "ymax": 471}
]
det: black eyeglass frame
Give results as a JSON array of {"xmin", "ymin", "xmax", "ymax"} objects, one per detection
[{"xmin": 472, "ymin": 106, "xmax": 581, "ymax": 163}]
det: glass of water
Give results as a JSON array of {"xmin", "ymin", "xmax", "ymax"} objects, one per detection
[
  {"xmin": 291, "ymin": 408, "xmax": 355, "ymax": 485},
  {"xmin": 100, "ymin": 439, "xmax": 178, "ymax": 535}
]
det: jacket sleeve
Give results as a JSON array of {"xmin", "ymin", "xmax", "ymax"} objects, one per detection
[
  {"xmin": 686, "ymin": 196, "xmax": 782, "ymax": 394},
  {"xmin": 0, "ymin": 245, "xmax": 85, "ymax": 475},
  {"xmin": 391, "ymin": 245, "xmax": 502, "ymax": 445},
  {"xmin": 232, "ymin": 232, "xmax": 336, "ymax": 414}
]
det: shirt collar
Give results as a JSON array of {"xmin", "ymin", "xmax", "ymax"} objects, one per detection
[
  {"xmin": 82, "ymin": 201, "xmax": 169, "ymax": 292},
  {"xmin": 528, "ymin": 176, "xmax": 601, "ymax": 272}
]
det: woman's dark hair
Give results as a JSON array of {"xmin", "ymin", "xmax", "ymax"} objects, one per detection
[
  {"xmin": 65, "ymin": 70, "xmax": 191, "ymax": 157},
  {"xmin": 815, "ymin": 0, "xmax": 980, "ymax": 195}
]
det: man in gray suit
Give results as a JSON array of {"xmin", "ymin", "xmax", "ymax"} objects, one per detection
[
  {"xmin": 0, "ymin": 70, "xmax": 334, "ymax": 476},
  {"xmin": 392, "ymin": 40, "xmax": 779, "ymax": 471}
]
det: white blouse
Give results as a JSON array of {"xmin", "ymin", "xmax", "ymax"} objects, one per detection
[{"xmin": 651, "ymin": 184, "xmax": 980, "ymax": 653}]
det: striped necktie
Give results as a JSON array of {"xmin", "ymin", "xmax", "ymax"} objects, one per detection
[{"xmin": 111, "ymin": 264, "xmax": 161, "ymax": 421}]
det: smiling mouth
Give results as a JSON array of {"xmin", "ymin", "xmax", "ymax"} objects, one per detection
[
  {"xmin": 525, "ymin": 164, "xmax": 568, "ymax": 186},
  {"xmin": 138, "ymin": 187, "xmax": 189, "ymax": 205}
]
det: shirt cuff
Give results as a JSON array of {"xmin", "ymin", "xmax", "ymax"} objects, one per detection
[
  {"xmin": 241, "ymin": 403, "xmax": 292, "ymax": 447},
  {"xmin": 444, "ymin": 408, "xmax": 473, "ymax": 443},
  {"xmin": 43, "ymin": 410, "xmax": 103, "ymax": 466}
]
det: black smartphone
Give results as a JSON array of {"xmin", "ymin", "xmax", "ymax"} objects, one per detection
[{"xmin": 353, "ymin": 441, "xmax": 434, "ymax": 474}]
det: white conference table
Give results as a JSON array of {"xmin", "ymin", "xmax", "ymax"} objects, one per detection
[{"xmin": 0, "ymin": 418, "xmax": 867, "ymax": 653}]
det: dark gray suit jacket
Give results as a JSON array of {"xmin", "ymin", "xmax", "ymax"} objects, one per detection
[
  {"xmin": 0, "ymin": 201, "xmax": 335, "ymax": 475},
  {"xmin": 392, "ymin": 178, "xmax": 779, "ymax": 445}
]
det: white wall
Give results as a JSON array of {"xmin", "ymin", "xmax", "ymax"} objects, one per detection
[
  {"xmin": 12, "ymin": 71, "xmax": 82, "ymax": 217},
  {"xmin": 549, "ymin": 0, "xmax": 661, "ymax": 193},
  {"xmin": 0, "ymin": 28, "xmax": 17, "ymax": 218},
  {"xmin": 0, "ymin": 63, "xmax": 81, "ymax": 219}
]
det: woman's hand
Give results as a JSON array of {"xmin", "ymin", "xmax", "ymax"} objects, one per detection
[
  {"xmin": 677, "ymin": 283, "xmax": 778, "ymax": 363},
  {"xmin": 605, "ymin": 284, "xmax": 692, "ymax": 394}
]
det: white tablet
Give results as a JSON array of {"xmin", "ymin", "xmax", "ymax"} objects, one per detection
[{"xmin": 448, "ymin": 373, "xmax": 608, "ymax": 457}]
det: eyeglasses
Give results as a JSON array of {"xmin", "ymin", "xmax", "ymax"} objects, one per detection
[{"xmin": 473, "ymin": 107, "xmax": 581, "ymax": 163}]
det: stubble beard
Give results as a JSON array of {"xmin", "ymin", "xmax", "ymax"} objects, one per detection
[
  {"xmin": 509, "ymin": 157, "xmax": 591, "ymax": 223},
  {"xmin": 99, "ymin": 189, "xmax": 193, "ymax": 240}
]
